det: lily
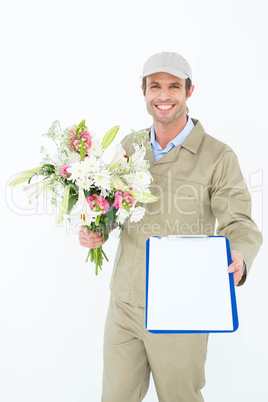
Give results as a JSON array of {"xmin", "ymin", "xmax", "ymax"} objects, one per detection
[
  {"xmin": 23, "ymin": 179, "xmax": 53, "ymax": 202},
  {"xmin": 62, "ymin": 187, "xmax": 101, "ymax": 226},
  {"xmin": 109, "ymin": 144, "xmax": 128, "ymax": 171}
]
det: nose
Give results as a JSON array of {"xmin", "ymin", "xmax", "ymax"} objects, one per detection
[{"xmin": 158, "ymin": 87, "xmax": 170, "ymax": 101}]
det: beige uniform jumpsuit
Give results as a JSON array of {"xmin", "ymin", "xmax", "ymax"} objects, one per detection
[{"xmin": 101, "ymin": 120, "xmax": 263, "ymax": 402}]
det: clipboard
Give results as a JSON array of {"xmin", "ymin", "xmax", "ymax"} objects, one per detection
[{"xmin": 145, "ymin": 236, "xmax": 239, "ymax": 333}]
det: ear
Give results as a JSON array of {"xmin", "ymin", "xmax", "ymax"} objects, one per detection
[
  {"xmin": 141, "ymin": 85, "xmax": 146, "ymax": 96},
  {"xmin": 186, "ymin": 85, "xmax": 195, "ymax": 100}
]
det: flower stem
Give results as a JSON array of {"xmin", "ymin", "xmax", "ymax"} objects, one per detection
[
  {"xmin": 85, "ymin": 246, "xmax": 108, "ymax": 275},
  {"xmin": 85, "ymin": 248, "xmax": 91, "ymax": 263},
  {"xmin": 102, "ymin": 248, "xmax": 109, "ymax": 262}
]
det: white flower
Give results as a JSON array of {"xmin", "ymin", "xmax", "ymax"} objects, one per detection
[
  {"xmin": 130, "ymin": 206, "xmax": 145, "ymax": 223},
  {"xmin": 116, "ymin": 207, "xmax": 130, "ymax": 224},
  {"xmin": 123, "ymin": 170, "xmax": 152, "ymax": 192},
  {"xmin": 23, "ymin": 179, "xmax": 53, "ymax": 202},
  {"xmin": 93, "ymin": 170, "xmax": 111, "ymax": 192},
  {"xmin": 99, "ymin": 188, "xmax": 110, "ymax": 198},
  {"xmin": 83, "ymin": 155, "xmax": 101, "ymax": 172},
  {"xmin": 68, "ymin": 188, "xmax": 101, "ymax": 225},
  {"xmin": 123, "ymin": 173, "xmax": 136, "ymax": 187},
  {"xmin": 129, "ymin": 144, "xmax": 147, "ymax": 168},
  {"xmin": 133, "ymin": 170, "xmax": 152, "ymax": 191},
  {"xmin": 67, "ymin": 161, "xmax": 88, "ymax": 182},
  {"xmin": 76, "ymin": 176, "xmax": 93, "ymax": 190},
  {"xmin": 109, "ymin": 144, "xmax": 128, "ymax": 170},
  {"xmin": 67, "ymin": 150, "xmax": 81, "ymax": 163},
  {"xmin": 88, "ymin": 138, "xmax": 103, "ymax": 157}
]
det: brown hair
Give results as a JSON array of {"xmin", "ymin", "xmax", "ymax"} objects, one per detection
[{"xmin": 142, "ymin": 76, "xmax": 192, "ymax": 97}]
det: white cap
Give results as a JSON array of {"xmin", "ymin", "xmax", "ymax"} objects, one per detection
[{"xmin": 141, "ymin": 51, "xmax": 192, "ymax": 81}]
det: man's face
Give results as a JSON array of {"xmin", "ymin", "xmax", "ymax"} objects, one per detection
[{"xmin": 142, "ymin": 72, "xmax": 193, "ymax": 126}]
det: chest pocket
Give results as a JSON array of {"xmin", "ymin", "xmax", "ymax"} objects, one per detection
[
  {"xmin": 163, "ymin": 178, "xmax": 202, "ymax": 234},
  {"xmin": 167, "ymin": 178, "xmax": 200, "ymax": 215}
]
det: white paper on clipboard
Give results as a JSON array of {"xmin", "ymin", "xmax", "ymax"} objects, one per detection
[{"xmin": 145, "ymin": 236, "xmax": 238, "ymax": 333}]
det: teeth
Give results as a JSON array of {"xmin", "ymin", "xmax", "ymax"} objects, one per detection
[{"xmin": 156, "ymin": 105, "xmax": 173, "ymax": 110}]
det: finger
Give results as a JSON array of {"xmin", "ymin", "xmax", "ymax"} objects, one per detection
[
  {"xmin": 228, "ymin": 253, "xmax": 243, "ymax": 273},
  {"xmin": 228, "ymin": 263, "xmax": 243, "ymax": 275},
  {"xmin": 228, "ymin": 263, "xmax": 237, "ymax": 273},
  {"xmin": 85, "ymin": 231, "xmax": 102, "ymax": 241},
  {"xmin": 79, "ymin": 227, "xmax": 89, "ymax": 238},
  {"xmin": 80, "ymin": 239, "xmax": 90, "ymax": 248},
  {"xmin": 90, "ymin": 232, "xmax": 102, "ymax": 238},
  {"xmin": 231, "ymin": 251, "xmax": 244, "ymax": 267},
  {"xmin": 83, "ymin": 234, "xmax": 104, "ymax": 248},
  {"xmin": 233, "ymin": 271, "xmax": 243, "ymax": 286},
  {"xmin": 83, "ymin": 227, "xmax": 92, "ymax": 237},
  {"xmin": 90, "ymin": 235, "xmax": 104, "ymax": 247},
  {"xmin": 79, "ymin": 237, "xmax": 103, "ymax": 248},
  {"xmin": 79, "ymin": 230, "xmax": 89, "ymax": 240}
]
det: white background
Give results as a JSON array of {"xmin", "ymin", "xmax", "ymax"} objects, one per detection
[{"xmin": 1, "ymin": 0, "xmax": 267, "ymax": 401}]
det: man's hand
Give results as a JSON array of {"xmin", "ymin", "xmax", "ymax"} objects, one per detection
[
  {"xmin": 78, "ymin": 226, "xmax": 104, "ymax": 249},
  {"xmin": 228, "ymin": 250, "xmax": 244, "ymax": 286}
]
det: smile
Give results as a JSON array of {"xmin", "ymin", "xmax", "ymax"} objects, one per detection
[{"xmin": 155, "ymin": 104, "xmax": 175, "ymax": 111}]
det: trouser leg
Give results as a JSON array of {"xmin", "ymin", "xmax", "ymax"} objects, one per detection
[
  {"xmin": 102, "ymin": 295, "xmax": 208, "ymax": 402},
  {"xmin": 101, "ymin": 296, "xmax": 150, "ymax": 402},
  {"xmin": 144, "ymin": 332, "xmax": 209, "ymax": 402}
]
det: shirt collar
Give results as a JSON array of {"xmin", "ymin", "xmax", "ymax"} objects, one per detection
[{"xmin": 150, "ymin": 116, "xmax": 195, "ymax": 152}]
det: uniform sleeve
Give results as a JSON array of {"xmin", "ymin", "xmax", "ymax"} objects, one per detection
[{"xmin": 211, "ymin": 150, "xmax": 263, "ymax": 286}]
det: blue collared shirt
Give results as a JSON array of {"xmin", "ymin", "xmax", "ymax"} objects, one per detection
[{"xmin": 150, "ymin": 116, "xmax": 195, "ymax": 162}]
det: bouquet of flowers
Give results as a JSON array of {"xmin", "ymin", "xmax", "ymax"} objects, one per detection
[{"xmin": 9, "ymin": 120, "xmax": 157, "ymax": 274}]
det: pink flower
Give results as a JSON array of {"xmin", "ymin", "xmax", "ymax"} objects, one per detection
[
  {"xmin": 113, "ymin": 190, "xmax": 123, "ymax": 209},
  {"xmin": 123, "ymin": 192, "xmax": 135, "ymax": 207},
  {"xmin": 71, "ymin": 139, "xmax": 80, "ymax": 152},
  {"xmin": 70, "ymin": 125, "xmax": 78, "ymax": 136},
  {"xmin": 113, "ymin": 191, "xmax": 135, "ymax": 211},
  {"xmin": 69, "ymin": 125, "xmax": 92, "ymax": 155},
  {"xmin": 60, "ymin": 165, "xmax": 72, "ymax": 179},
  {"xmin": 80, "ymin": 130, "xmax": 92, "ymax": 152},
  {"xmin": 87, "ymin": 194, "xmax": 110, "ymax": 214}
]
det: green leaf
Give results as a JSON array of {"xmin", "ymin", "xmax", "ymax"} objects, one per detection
[
  {"xmin": 28, "ymin": 172, "xmax": 40, "ymax": 184},
  {"xmin": 77, "ymin": 119, "xmax": 86, "ymax": 134},
  {"xmin": 67, "ymin": 194, "xmax": 78, "ymax": 214},
  {"xmin": 9, "ymin": 167, "xmax": 43, "ymax": 186},
  {"xmin": 106, "ymin": 206, "xmax": 115, "ymax": 226},
  {"xmin": 101, "ymin": 126, "xmax": 120, "ymax": 150},
  {"xmin": 110, "ymin": 177, "xmax": 128, "ymax": 191},
  {"xmin": 58, "ymin": 186, "xmax": 71, "ymax": 224},
  {"xmin": 42, "ymin": 164, "xmax": 55, "ymax": 172},
  {"xmin": 98, "ymin": 221, "xmax": 109, "ymax": 242},
  {"xmin": 28, "ymin": 164, "xmax": 55, "ymax": 183},
  {"xmin": 128, "ymin": 190, "xmax": 158, "ymax": 203},
  {"xmin": 95, "ymin": 215, "xmax": 101, "ymax": 226}
]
